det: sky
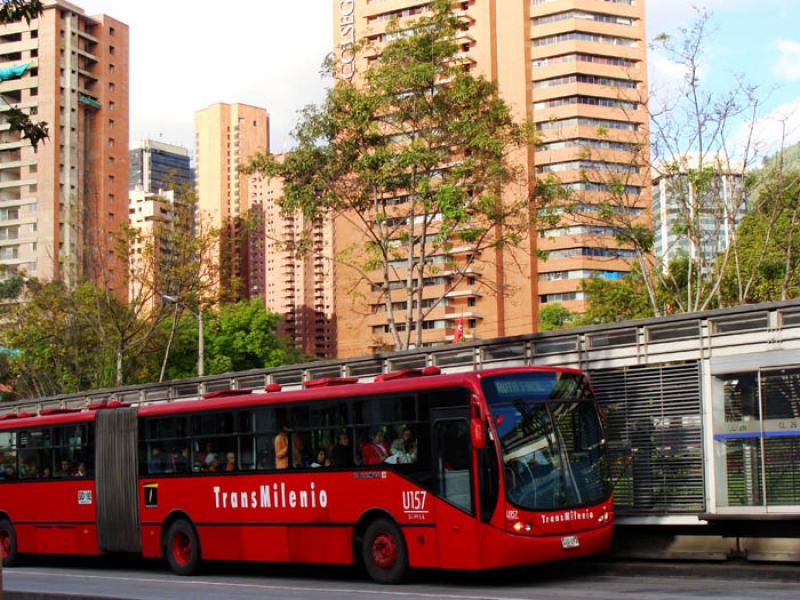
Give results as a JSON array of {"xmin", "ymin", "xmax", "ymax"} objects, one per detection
[{"xmin": 74, "ymin": 0, "xmax": 800, "ymax": 159}]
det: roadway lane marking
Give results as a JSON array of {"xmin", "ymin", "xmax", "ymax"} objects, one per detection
[{"xmin": 7, "ymin": 570, "xmax": 535, "ymax": 600}]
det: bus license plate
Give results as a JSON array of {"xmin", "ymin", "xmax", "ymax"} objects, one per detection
[{"xmin": 561, "ymin": 535, "xmax": 580, "ymax": 549}]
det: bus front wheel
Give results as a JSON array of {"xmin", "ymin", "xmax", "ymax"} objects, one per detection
[
  {"xmin": 361, "ymin": 518, "xmax": 408, "ymax": 584},
  {"xmin": 0, "ymin": 519, "xmax": 18, "ymax": 567},
  {"xmin": 165, "ymin": 519, "xmax": 200, "ymax": 576}
]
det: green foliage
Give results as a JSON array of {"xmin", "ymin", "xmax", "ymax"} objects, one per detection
[
  {"xmin": 0, "ymin": 280, "xmax": 111, "ymax": 397},
  {"xmin": 5, "ymin": 107, "xmax": 48, "ymax": 150},
  {"xmin": 154, "ymin": 299, "xmax": 304, "ymax": 381},
  {"xmin": 538, "ymin": 304, "xmax": 576, "ymax": 332},
  {"xmin": 721, "ymin": 166, "xmax": 800, "ymax": 303},
  {"xmin": 581, "ymin": 274, "xmax": 654, "ymax": 326},
  {"xmin": 0, "ymin": 0, "xmax": 43, "ymax": 24},
  {"xmin": 0, "ymin": 273, "xmax": 23, "ymax": 300},
  {"xmin": 0, "ymin": 281, "xmax": 303, "ymax": 399},
  {"xmin": 206, "ymin": 300, "xmax": 303, "ymax": 375}
]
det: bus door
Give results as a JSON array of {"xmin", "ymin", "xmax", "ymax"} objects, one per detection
[
  {"xmin": 95, "ymin": 408, "xmax": 141, "ymax": 553},
  {"xmin": 431, "ymin": 407, "xmax": 480, "ymax": 569}
]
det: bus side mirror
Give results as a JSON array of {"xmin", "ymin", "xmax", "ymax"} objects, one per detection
[{"xmin": 471, "ymin": 418, "xmax": 486, "ymax": 449}]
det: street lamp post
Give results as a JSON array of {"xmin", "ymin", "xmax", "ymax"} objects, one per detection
[{"xmin": 162, "ymin": 295, "xmax": 204, "ymax": 378}]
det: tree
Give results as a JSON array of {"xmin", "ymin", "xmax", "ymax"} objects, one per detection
[
  {"xmin": 0, "ymin": 1, "xmax": 49, "ymax": 149},
  {"xmin": 581, "ymin": 273, "xmax": 655, "ymax": 326},
  {"xmin": 245, "ymin": 0, "xmax": 532, "ymax": 351},
  {"xmin": 538, "ymin": 304, "xmax": 577, "ymax": 331},
  {"xmin": 156, "ymin": 300, "xmax": 304, "ymax": 381},
  {"xmin": 0, "ymin": 280, "xmax": 108, "ymax": 397},
  {"xmin": 536, "ymin": 9, "xmax": 773, "ymax": 319},
  {"xmin": 721, "ymin": 164, "xmax": 800, "ymax": 303}
]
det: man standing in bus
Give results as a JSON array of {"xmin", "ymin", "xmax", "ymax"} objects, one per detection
[
  {"xmin": 331, "ymin": 432, "xmax": 353, "ymax": 467},
  {"xmin": 275, "ymin": 424, "xmax": 303, "ymax": 469}
]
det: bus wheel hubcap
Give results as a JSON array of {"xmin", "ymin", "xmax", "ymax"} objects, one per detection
[
  {"xmin": 172, "ymin": 532, "xmax": 191, "ymax": 565},
  {"xmin": 0, "ymin": 532, "xmax": 9, "ymax": 558},
  {"xmin": 371, "ymin": 534, "xmax": 397, "ymax": 569}
]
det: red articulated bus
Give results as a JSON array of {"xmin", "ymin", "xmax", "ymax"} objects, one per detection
[{"xmin": 0, "ymin": 366, "xmax": 613, "ymax": 583}]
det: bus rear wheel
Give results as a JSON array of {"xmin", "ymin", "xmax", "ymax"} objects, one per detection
[
  {"xmin": 361, "ymin": 518, "xmax": 408, "ymax": 584},
  {"xmin": 165, "ymin": 519, "xmax": 200, "ymax": 576},
  {"xmin": 0, "ymin": 519, "xmax": 18, "ymax": 567}
]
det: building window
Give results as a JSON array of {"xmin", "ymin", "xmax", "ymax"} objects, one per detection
[
  {"xmin": 109, "ymin": 64, "xmax": 115, "ymax": 74},
  {"xmin": 109, "ymin": 26, "xmax": 115, "ymax": 36},
  {"xmin": 108, "ymin": 119, "xmax": 114, "ymax": 129},
  {"xmin": 108, "ymin": 82, "xmax": 115, "ymax": 92},
  {"xmin": 467, "ymin": 297, "xmax": 476, "ymax": 307},
  {"xmin": 109, "ymin": 45, "xmax": 115, "ymax": 55},
  {"xmin": 109, "ymin": 101, "xmax": 115, "ymax": 111},
  {"xmin": 468, "ymin": 319, "xmax": 477, "ymax": 329}
]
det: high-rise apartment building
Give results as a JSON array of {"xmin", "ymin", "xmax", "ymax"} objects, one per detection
[
  {"xmin": 0, "ymin": 0, "xmax": 129, "ymax": 292},
  {"xmin": 194, "ymin": 103, "xmax": 269, "ymax": 300},
  {"xmin": 653, "ymin": 160, "xmax": 746, "ymax": 267},
  {"xmin": 256, "ymin": 162, "xmax": 336, "ymax": 358},
  {"xmin": 129, "ymin": 140, "xmax": 192, "ymax": 194},
  {"xmin": 332, "ymin": 0, "xmax": 649, "ymax": 356},
  {"xmin": 128, "ymin": 187, "xmax": 191, "ymax": 306}
]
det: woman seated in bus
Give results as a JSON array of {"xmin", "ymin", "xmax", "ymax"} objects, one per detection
[
  {"xmin": 386, "ymin": 432, "xmax": 418, "ymax": 465},
  {"xmin": 310, "ymin": 448, "xmax": 331, "ymax": 468},
  {"xmin": 224, "ymin": 452, "xmax": 237, "ymax": 472},
  {"xmin": 362, "ymin": 428, "xmax": 390, "ymax": 465},
  {"xmin": 74, "ymin": 462, "xmax": 89, "ymax": 477},
  {"xmin": 39, "ymin": 466, "xmax": 52, "ymax": 479},
  {"xmin": 2, "ymin": 464, "xmax": 16, "ymax": 480},
  {"xmin": 391, "ymin": 428, "xmax": 415, "ymax": 455}
]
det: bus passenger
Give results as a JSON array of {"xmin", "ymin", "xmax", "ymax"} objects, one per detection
[
  {"xmin": 169, "ymin": 448, "xmax": 188, "ymax": 473},
  {"xmin": 225, "ymin": 452, "xmax": 237, "ymax": 472},
  {"xmin": 207, "ymin": 456, "xmax": 220, "ymax": 472},
  {"xmin": 330, "ymin": 433, "xmax": 353, "ymax": 467},
  {"xmin": 311, "ymin": 449, "xmax": 330, "ymax": 468},
  {"xmin": 2, "ymin": 465, "xmax": 15, "ymax": 480},
  {"xmin": 203, "ymin": 442, "xmax": 218, "ymax": 467},
  {"xmin": 275, "ymin": 425, "xmax": 303, "ymax": 469},
  {"xmin": 75, "ymin": 463, "xmax": 88, "ymax": 477},
  {"xmin": 149, "ymin": 447, "xmax": 168, "ymax": 474},
  {"xmin": 391, "ymin": 428, "xmax": 414, "ymax": 455},
  {"xmin": 362, "ymin": 429, "xmax": 389, "ymax": 465},
  {"xmin": 275, "ymin": 424, "xmax": 290, "ymax": 469},
  {"xmin": 56, "ymin": 459, "xmax": 72, "ymax": 477},
  {"xmin": 40, "ymin": 466, "xmax": 52, "ymax": 479}
]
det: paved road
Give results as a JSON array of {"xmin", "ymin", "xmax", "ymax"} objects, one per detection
[{"xmin": 3, "ymin": 559, "xmax": 799, "ymax": 600}]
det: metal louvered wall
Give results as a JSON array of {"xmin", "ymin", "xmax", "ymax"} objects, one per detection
[{"xmin": 591, "ymin": 363, "xmax": 704, "ymax": 516}]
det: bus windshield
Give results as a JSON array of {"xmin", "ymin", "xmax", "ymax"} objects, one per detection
[{"xmin": 481, "ymin": 372, "xmax": 609, "ymax": 512}]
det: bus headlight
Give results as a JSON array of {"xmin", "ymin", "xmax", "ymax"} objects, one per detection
[{"xmin": 597, "ymin": 512, "xmax": 609, "ymax": 524}]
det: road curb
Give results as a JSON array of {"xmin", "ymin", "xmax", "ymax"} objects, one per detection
[{"xmin": 587, "ymin": 560, "xmax": 800, "ymax": 583}]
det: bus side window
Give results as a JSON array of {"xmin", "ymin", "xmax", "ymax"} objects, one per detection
[
  {"xmin": 0, "ymin": 431, "xmax": 17, "ymax": 480},
  {"xmin": 18, "ymin": 429, "xmax": 52, "ymax": 480},
  {"xmin": 55, "ymin": 425, "xmax": 91, "ymax": 478},
  {"xmin": 253, "ymin": 407, "xmax": 277, "ymax": 471},
  {"xmin": 191, "ymin": 412, "xmax": 236, "ymax": 472}
]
